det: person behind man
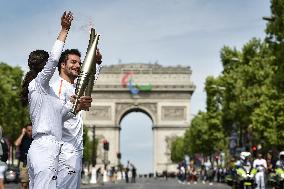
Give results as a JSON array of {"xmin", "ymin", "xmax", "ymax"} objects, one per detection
[
  {"xmin": 253, "ymin": 153, "xmax": 267, "ymax": 189},
  {"xmin": 19, "ymin": 11, "xmax": 88, "ymax": 189},
  {"xmin": 52, "ymin": 48, "xmax": 102, "ymax": 188},
  {"xmin": 15, "ymin": 123, "xmax": 33, "ymax": 189}
]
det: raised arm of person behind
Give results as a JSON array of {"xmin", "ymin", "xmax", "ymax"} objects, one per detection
[
  {"xmin": 20, "ymin": 11, "xmax": 74, "ymax": 189},
  {"xmin": 21, "ymin": 11, "xmax": 73, "ymax": 107},
  {"xmin": 35, "ymin": 12, "xmax": 73, "ymax": 91}
]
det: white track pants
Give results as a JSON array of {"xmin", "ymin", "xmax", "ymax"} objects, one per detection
[
  {"xmin": 255, "ymin": 171, "xmax": 265, "ymax": 189},
  {"xmin": 27, "ymin": 136, "xmax": 62, "ymax": 189},
  {"xmin": 57, "ymin": 149, "xmax": 82, "ymax": 189}
]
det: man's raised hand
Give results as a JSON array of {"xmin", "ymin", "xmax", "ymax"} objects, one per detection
[{"xmin": 61, "ymin": 11, "xmax": 73, "ymax": 31}]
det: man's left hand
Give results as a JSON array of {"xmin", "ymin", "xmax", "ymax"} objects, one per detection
[
  {"xmin": 96, "ymin": 49, "xmax": 102, "ymax": 65},
  {"xmin": 78, "ymin": 96, "xmax": 92, "ymax": 111}
]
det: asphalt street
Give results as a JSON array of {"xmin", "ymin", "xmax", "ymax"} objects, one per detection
[{"xmin": 5, "ymin": 178, "xmax": 231, "ymax": 189}]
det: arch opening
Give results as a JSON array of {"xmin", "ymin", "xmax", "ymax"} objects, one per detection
[{"xmin": 120, "ymin": 110, "xmax": 153, "ymax": 174}]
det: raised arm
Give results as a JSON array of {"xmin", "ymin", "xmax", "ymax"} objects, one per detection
[
  {"xmin": 57, "ymin": 11, "xmax": 73, "ymax": 43},
  {"xmin": 14, "ymin": 128, "xmax": 26, "ymax": 147},
  {"xmin": 35, "ymin": 11, "xmax": 73, "ymax": 90},
  {"xmin": 85, "ymin": 48, "xmax": 102, "ymax": 83},
  {"xmin": 93, "ymin": 49, "xmax": 103, "ymax": 84}
]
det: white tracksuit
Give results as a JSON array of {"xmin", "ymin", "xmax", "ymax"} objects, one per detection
[
  {"xmin": 52, "ymin": 78, "xmax": 83, "ymax": 189},
  {"xmin": 51, "ymin": 64, "xmax": 101, "ymax": 189},
  {"xmin": 27, "ymin": 40, "xmax": 74, "ymax": 189}
]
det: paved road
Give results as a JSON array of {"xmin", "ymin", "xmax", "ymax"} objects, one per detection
[
  {"xmin": 5, "ymin": 178, "xmax": 231, "ymax": 189},
  {"xmin": 95, "ymin": 179, "xmax": 231, "ymax": 189}
]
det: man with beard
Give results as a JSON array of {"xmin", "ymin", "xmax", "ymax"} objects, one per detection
[{"xmin": 52, "ymin": 48, "xmax": 102, "ymax": 188}]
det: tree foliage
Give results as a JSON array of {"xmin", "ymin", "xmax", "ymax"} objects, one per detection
[
  {"xmin": 250, "ymin": 0, "xmax": 284, "ymax": 149},
  {"xmin": 220, "ymin": 39, "xmax": 277, "ymax": 149},
  {"xmin": 83, "ymin": 126, "xmax": 98, "ymax": 165},
  {"xmin": 171, "ymin": 0, "xmax": 284, "ymax": 158},
  {"xmin": 170, "ymin": 136, "xmax": 185, "ymax": 163},
  {"xmin": 0, "ymin": 62, "xmax": 29, "ymax": 142}
]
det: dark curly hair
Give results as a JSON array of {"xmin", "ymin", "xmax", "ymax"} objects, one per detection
[
  {"xmin": 20, "ymin": 50, "xmax": 49, "ymax": 106},
  {"xmin": 58, "ymin": 49, "xmax": 81, "ymax": 74}
]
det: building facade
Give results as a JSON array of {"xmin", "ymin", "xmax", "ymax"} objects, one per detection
[{"xmin": 83, "ymin": 63, "xmax": 195, "ymax": 173}]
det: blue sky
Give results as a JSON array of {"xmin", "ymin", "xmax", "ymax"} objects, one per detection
[{"xmin": 0, "ymin": 0, "xmax": 271, "ymax": 173}]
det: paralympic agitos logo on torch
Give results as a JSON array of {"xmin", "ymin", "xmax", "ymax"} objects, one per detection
[{"xmin": 121, "ymin": 72, "xmax": 152, "ymax": 95}]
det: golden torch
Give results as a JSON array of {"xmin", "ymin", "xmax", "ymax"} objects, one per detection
[{"xmin": 71, "ymin": 28, "xmax": 100, "ymax": 114}]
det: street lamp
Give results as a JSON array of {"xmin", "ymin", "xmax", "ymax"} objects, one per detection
[
  {"xmin": 10, "ymin": 85, "xmax": 18, "ymax": 165},
  {"xmin": 231, "ymin": 57, "xmax": 241, "ymax": 62},
  {"xmin": 92, "ymin": 125, "xmax": 96, "ymax": 167},
  {"xmin": 209, "ymin": 84, "xmax": 225, "ymax": 111},
  {"xmin": 103, "ymin": 140, "xmax": 109, "ymax": 169},
  {"xmin": 90, "ymin": 125, "xmax": 97, "ymax": 184},
  {"xmin": 262, "ymin": 16, "xmax": 275, "ymax": 22},
  {"xmin": 210, "ymin": 85, "xmax": 225, "ymax": 91},
  {"xmin": 117, "ymin": 152, "xmax": 122, "ymax": 171},
  {"xmin": 117, "ymin": 152, "xmax": 121, "ymax": 164}
]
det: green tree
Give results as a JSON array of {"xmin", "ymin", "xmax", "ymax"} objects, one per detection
[
  {"xmin": 0, "ymin": 62, "xmax": 29, "ymax": 142},
  {"xmin": 265, "ymin": 0, "xmax": 284, "ymax": 91},
  {"xmin": 173, "ymin": 0, "xmax": 284, "ymax": 157},
  {"xmin": 83, "ymin": 126, "xmax": 98, "ymax": 165},
  {"xmin": 170, "ymin": 136, "xmax": 185, "ymax": 163},
  {"xmin": 219, "ymin": 38, "xmax": 276, "ymax": 148},
  {"xmin": 183, "ymin": 111, "xmax": 225, "ymax": 156},
  {"xmin": 252, "ymin": 0, "xmax": 284, "ymax": 149},
  {"xmin": 205, "ymin": 77, "xmax": 227, "ymax": 152},
  {"xmin": 251, "ymin": 99, "xmax": 284, "ymax": 149},
  {"xmin": 183, "ymin": 112, "xmax": 210, "ymax": 155}
]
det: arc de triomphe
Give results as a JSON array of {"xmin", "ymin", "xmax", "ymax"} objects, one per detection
[{"xmin": 83, "ymin": 63, "xmax": 195, "ymax": 173}]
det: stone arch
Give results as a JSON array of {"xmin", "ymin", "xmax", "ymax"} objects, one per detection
[
  {"xmin": 83, "ymin": 63, "xmax": 195, "ymax": 174},
  {"xmin": 116, "ymin": 105, "xmax": 157, "ymax": 127}
]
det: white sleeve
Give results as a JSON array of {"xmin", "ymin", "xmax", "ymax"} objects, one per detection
[
  {"xmin": 35, "ymin": 40, "xmax": 64, "ymax": 93},
  {"xmin": 263, "ymin": 160, "xmax": 267, "ymax": 169},
  {"xmin": 62, "ymin": 100, "xmax": 75, "ymax": 121},
  {"xmin": 93, "ymin": 64, "xmax": 103, "ymax": 84}
]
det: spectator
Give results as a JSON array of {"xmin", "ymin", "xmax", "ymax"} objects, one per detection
[
  {"xmin": 267, "ymin": 150, "xmax": 276, "ymax": 174},
  {"xmin": 96, "ymin": 167, "xmax": 104, "ymax": 185},
  {"xmin": 162, "ymin": 170, "xmax": 168, "ymax": 180},
  {"xmin": 0, "ymin": 126, "xmax": 8, "ymax": 189},
  {"xmin": 187, "ymin": 160, "xmax": 197, "ymax": 184},
  {"xmin": 125, "ymin": 161, "xmax": 131, "ymax": 183},
  {"xmin": 125, "ymin": 167, "xmax": 129, "ymax": 183},
  {"xmin": 204, "ymin": 157, "xmax": 213, "ymax": 185},
  {"xmin": 131, "ymin": 164, "xmax": 137, "ymax": 183},
  {"xmin": 200, "ymin": 164, "xmax": 206, "ymax": 184},
  {"xmin": 14, "ymin": 123, "xmax": 33, "ymax": 189},
  {"xmin": 180, "ymin": 164, "xmax": 186, "ymax": 183}
]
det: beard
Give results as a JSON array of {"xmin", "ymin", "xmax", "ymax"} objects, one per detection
[{"xmin": 65, "ymin": 67, "xmax": 79, "ymax": 80}]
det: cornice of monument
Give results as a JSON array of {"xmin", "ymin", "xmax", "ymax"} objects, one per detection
[
  {"xmin": 101, "ymin": 63, "xmax": 192, "ymax": 74},
  {"xmin": 93, "ymin": 84, "xmax": 196, "ymax": 92}
]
